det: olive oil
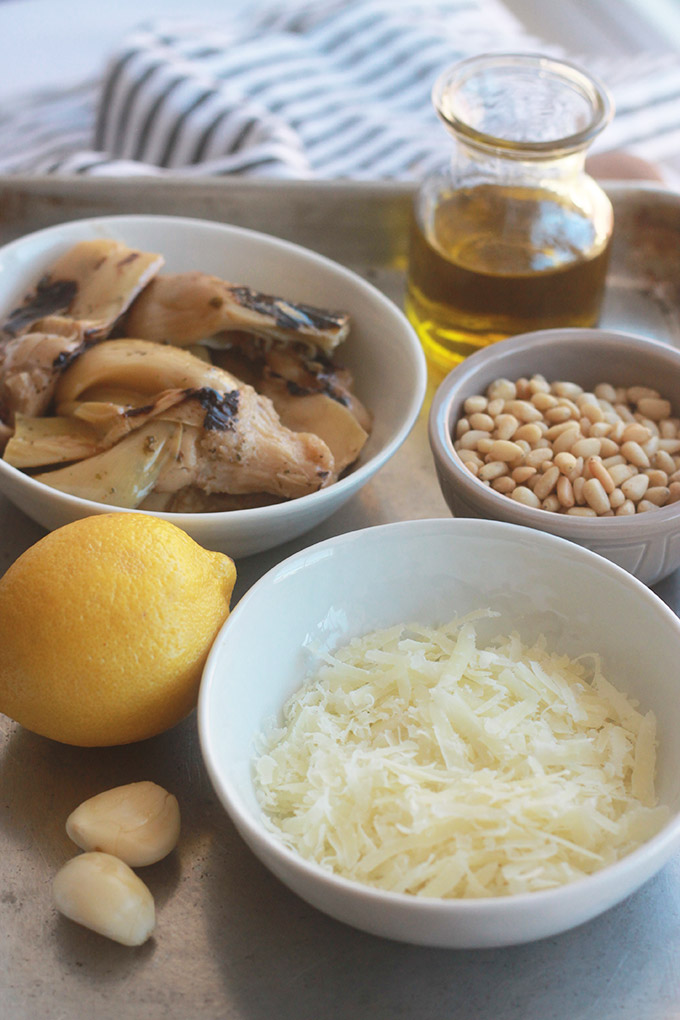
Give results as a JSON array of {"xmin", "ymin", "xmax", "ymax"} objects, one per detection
[{"xmin": 406, "ymin": 184, "xmax": 612, "ymax": 371}]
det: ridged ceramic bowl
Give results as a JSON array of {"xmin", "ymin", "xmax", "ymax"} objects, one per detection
[
  {"xmin": 0, "ymin": 214, "xmax": 426, "ymax": 558},
  {"xmin": 429, "ymin": 328, "xmax": 680, "ymax": 585},
  {"xmin": 199, "ymin": 518, "xmax": 680, "ymax": 949}
]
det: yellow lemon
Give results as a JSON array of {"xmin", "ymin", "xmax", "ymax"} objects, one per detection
[{"xmin": 0, "ymin": 513, "xmax": 236, "ymax": 746}]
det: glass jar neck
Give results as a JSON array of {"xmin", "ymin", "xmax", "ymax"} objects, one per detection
[{"xmin": 450, "ymin": 138, "xmax": 589, "ymax": 189}]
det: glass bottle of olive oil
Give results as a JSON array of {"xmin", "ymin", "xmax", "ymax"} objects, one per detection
[{"xmin": 406, "ymin": 55, "xmax": 614, "ymax": 371}]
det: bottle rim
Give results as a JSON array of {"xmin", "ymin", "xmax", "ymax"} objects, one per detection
[{"xmin": 432, "ymin": 53, "xmax": 614, "ymax": 158}]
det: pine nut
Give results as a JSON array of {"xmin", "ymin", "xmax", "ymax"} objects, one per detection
[
  {"xmin": 456, "ymin": 418, "xmax": 471, "ymax": 438},
  {"xmin": 637, "ymin": 499, "xmax": 656, "ymax": 513},
  {"xmin": 457, "ymin": 448, "xmax": 482, "ymax": 465},
  {"xmin": 609, "ymin": 487, "xmax": 625, "ymax": 508},
  {"xmin": 514, "ymin": 422, "xmax": 543, "ymax": 444},
  {"xmin": 529, "ymin": 374, "xmax": 550, "ymax": 393},
  {"xmin": 595, "ymin": 383, "xmax": 617, "ymax": 402},
  {"xmin": 627, "ymin": 385, "xmax": 660, "ymax": 403},
  {"xmin": 464, "ymin": 396, "xmax": 489, "ymax": 415},
  {"xmin": 581, "ymin": 402, "xmax": 604, "ymax": 424},
  {"xmin": 645, "ymin": 486, "xmax": 671, "ymax": 506},
  {"xmin": 573, "ymin": 476, "xmax": 586, "ymax": 504},
  {"xmin": 533, "ymin": 465, "xmax": 560, "ymax": 501},
  {"xmin": 557, "ymin": 474, "xmax": 575, "ymax": 508},
  {"xmin": 621, "ymin": 473, "xmax": 649, "ymax": 502},
  {"xmin": 488, "ymin": 439, "xmax": 524, "ymax": 462},
  {"xmin": 504, "ymin": 400, "xmax": 543, "ymax": 422},
  {"xmin": 566, "ymin": 507, "xmax": 598, "ymax": 517},
  {"xmin": 487, "ymin": 398, "xmax": 505, "ymax": 417},
  {"xmin": 621, "ymin": 423, "xmax": 652, "ymax": 444},
  {"xmin": 492, "ymin": 476, "xmax": 516, "ymax": 494},
  {"xmin": 668, "ymin": 482, "xmax": 680, "ymax": 504},
  {"xmin": 587, "ymin": 457, "xmax": 615, "ymax": 494},
  {"xmin": 646, "ymin": 469, "xmax": 669, "ymax": 487},
  {"xmin": 487, "ymin": 379, "xmax": 516, "ymax": 401},
  {"xmin": 567, "ymin": 456, "xmax": 585, "ymax": 483},
  {"xmin": 494, "ymin": 413, "xmax": 520, "ymax": 440},
  {"xmin": 511, "ymin": 485, "xmax": 541, "ymax": 508},
  {"xmin": 524, "ymin": 448, "xmax": 554, "ymax": 468},
  {"xmin": 553, "ymin": 426, "xmax": 581, "ymax": 454},
  {"xmin": 459, "ymin": 429, "xmax": 493, "ymax": 450},
  {"xmin": 552, "ymin": 381, "xmax": 583, "ymax": 399},
  {"xmin": 531, "ymin": 392, "xmax": 558, "ymax": 411},
  {"xmin": 583, "ymin": 477, "xmax": 611, "ymax": 514},
  {"xmin": 545, "ymin": 405, "xmax": 575, "ymax": 424},
  {"xmin": 654, "ymin": 450, "xmax": 676, "ymax": 474},
  {"xmin": 469, "ymin": 412, "xmax": 494, "ymax": 432},
  {"xmin": 554, "ymin": 451, "xmax": 577, "ymax": 474},
  {"xmin": 478, "ymin": 460, "xmax": 509, "ymax": 481},
  {"xmin": 616, "ymin": 500, "xmax": 636, "ymax": 516},
  {"xmin": 637, "ymin": 396, "xmax": 672, "ymax": 421},
  {"xmin": 512, "ymin": 465, "xmax": 537, "ymax": 484},
  {"xmin": 620, "ymin": 441, "xmax": 650, "ymax": 469},
  {"xmin": 542, "ymin": 494, "xmax": 561, "ymax": 512},
  {"xmin": 571, "ymin": 437, "xmax": 601, "ymax": 459},
  {"xmin": 598, "ymin": 438, "xmax": 620, "ymax": 458}
]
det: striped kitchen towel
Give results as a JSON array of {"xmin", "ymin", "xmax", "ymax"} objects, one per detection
[{"xmin": 2, "ymin": 0, "xmax": 680, "ymax": 180}]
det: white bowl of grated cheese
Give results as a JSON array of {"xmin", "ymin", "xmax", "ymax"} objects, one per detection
[{"xmin": 199, "ymin": 517, "xmax": 680, "ymax": 949}]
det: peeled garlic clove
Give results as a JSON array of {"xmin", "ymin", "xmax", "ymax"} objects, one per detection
[
  {"xmin": 66, "ymin": 781, "xmax": 181, "ymax": 867},
  {"xmin": 53, "ymin": 852, "xmax": 155, "ymax": 946}
]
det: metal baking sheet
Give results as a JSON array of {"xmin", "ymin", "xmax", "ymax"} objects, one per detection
[{"xmin": 1, "ymin": 177, "xmax": 679, "ymax": 1020}]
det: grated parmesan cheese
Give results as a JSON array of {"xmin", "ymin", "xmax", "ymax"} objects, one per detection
[{"xmin": 253, "ymin": 613, "xmax": 669, "ymax": 898}]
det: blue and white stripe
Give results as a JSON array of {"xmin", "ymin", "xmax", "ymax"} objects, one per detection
[{"xmin": 0, "ymin": 0, "xmax": 679, "ymax": 181}]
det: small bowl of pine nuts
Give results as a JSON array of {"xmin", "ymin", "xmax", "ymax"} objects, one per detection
[{"xmin": 429, "ymin": 328, "xmax": 680, "ymax": 585}]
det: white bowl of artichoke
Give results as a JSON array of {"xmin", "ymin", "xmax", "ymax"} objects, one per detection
[{"xmin": 0, "ymin": 214, "xmax": 426, "ymax": 558}]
